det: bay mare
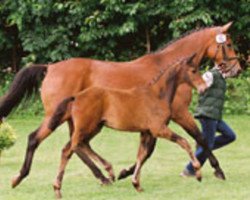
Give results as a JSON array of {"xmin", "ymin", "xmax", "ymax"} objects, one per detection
[
  {"xmin": 0, "ymin": 22, "xmax": 241, "ymax": 188},
  {"xmin": 49, "ymin": 55, "xmax": 207, "ymax": 198}
]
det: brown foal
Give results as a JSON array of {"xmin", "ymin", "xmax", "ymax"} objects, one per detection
[
  {"xmin": 49, "ymin": 55, "xmax": 207, "ymax": 198},
  {"xmin": 0, "ymin": 22, "xmax": 241, "ymax": 189}
]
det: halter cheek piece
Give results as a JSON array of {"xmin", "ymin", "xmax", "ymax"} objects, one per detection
[{"xmin": 213, "ymin": 32, "xmax": 239, "ymax": 73}]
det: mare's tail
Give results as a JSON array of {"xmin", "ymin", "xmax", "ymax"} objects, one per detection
[
  {"xmin": 48, "ymin": 96, "xmax": 75, "ymax": 131},
  {"xmin": 0, "ymin": 65, "xmax": 47, "ymax": 120}
]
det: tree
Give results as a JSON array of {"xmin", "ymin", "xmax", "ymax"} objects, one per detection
[{"xmin": 0, "ymin": 0, "xmax": 249, "ymax": 114}]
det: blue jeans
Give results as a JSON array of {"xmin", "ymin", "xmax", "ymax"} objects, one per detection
[{"xmin": 186, "ymin": 117, "xmax": 236, "ymax": 174}]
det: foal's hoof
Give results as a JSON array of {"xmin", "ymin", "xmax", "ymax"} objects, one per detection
[
  {"xmin": 118, "ymin": 169, "xmax": 129, "ymax": 180},
  {"xmin": 54, "ymin": 189, "xmax": 62, "ymax": 199},
  {"xmin": 214, "ymin": 170, "xmax": 226, "ymax": 180},
  {"xmin": 132, "ymin": 182, "xmax": 144, "ymax": 192},
  {"xmin": 53, "ymin": 183, "xmax": 62, "ymax": 199},
  {"xmin": 11, "ymin": 173, "xmax": 21, "ymax": 188}
]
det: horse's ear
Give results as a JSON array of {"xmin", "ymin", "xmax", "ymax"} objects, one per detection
[
  {"xmin": 186, "ymin": 53, "xmax": 197, "ymax": 66},
  {"xmin": 221, "ymin": 22, "xmax": 233, "ymax": 33}
]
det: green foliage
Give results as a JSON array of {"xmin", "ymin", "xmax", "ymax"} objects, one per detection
[
  {"xmin": 0, "ymin": 122, "xmax": 16, "ymax": 153},
  {"xmin": 0, "ymin": 0, "xmax": 249, "ymax": 115},
  {"xmin": 224, "ymin": 67, "xmax": 250, "ymax": 114},
  {"xmin": 0, "ymin": 0, "xmax": 249, "ymax": 66}
]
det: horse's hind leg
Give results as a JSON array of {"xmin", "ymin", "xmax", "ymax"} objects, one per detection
[
  {"xmin": 83, "ymin": 143, "xmax": 115, "ymax": 182},
  {"xmin": 118, "ymin": 131, "xmax": 156, "ymax": 181},
  {"xmin": 12, "ymin": 117, "xmax": 53, "ymax": 188},
  {"xmin": 172, "ymin": 111, "xmax": 225, "ymax": 180}
]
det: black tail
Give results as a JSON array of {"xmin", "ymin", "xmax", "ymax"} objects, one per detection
[
  {"xmin": 0, "ymin": 65, "xmax": 47, "ymax": 119},
  {"xmin": 48, "ymin": 96, "xmax": 75, "ymax": 131}
]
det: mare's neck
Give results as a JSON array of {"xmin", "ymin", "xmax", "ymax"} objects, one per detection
[{"xmin": 155, "ymin": 29, "xmax": 214, "ymax": 68}]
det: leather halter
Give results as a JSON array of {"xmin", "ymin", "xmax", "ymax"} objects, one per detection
[{"xmin": 212, "ymin": 33, "xmax": 239, "ymax": 73}]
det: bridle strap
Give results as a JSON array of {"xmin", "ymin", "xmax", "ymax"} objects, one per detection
[
  {"xmin": 213, "ymin": 41, "xmax": 239, "ymax": 73},
  {"xmin": 221, "ymin": 44, "xmax": 238, "ymax": 61}
]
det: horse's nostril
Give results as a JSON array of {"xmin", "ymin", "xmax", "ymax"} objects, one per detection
[{"xmin": 237, "ymin": 68, "xmax": 242, "ymax": 75}]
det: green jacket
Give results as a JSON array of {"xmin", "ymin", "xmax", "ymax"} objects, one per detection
[{"xmin": 194, "ymin": 68, "xmax": 226, "ymax": 120}]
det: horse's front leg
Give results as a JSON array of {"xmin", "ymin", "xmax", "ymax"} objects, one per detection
[{"xmin": 172, "ymin": 110, "xmax": 225, "ymax": 180}]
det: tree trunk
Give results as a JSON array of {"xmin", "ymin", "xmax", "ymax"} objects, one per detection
[{"xmin": 145, "ymin": 27, "xmax": 151, "ymax": 53}]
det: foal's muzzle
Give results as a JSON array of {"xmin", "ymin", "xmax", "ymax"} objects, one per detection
[{"xmin": 197, "ymin": 83, "xmax": 208, "ymax": 94}]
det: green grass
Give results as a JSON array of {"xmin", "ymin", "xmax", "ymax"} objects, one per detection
[{"xmin": 0, "ymin": 115, "xmax": 250, "ymax": 200}]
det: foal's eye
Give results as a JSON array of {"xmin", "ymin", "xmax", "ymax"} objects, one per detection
[{"xmin": 191, "ymin": 69, "xmax": 196, "ymax": 73}]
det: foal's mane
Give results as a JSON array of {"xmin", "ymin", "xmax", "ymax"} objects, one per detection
[{"xmin": 147, "ymin": 57, "xmax": 187, "ymax": 87}]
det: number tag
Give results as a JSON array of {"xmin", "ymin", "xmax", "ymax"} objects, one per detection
[{"xmin": 216, "ymin": 34, "xmax": 227, "ymax": 44}]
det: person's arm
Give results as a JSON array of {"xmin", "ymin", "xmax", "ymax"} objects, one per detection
[{"xmin": 202, "ymin": 71, "xmax": 214, "ymax": 88}]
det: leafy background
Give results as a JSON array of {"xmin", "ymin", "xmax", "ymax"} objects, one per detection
[{"xmin": 0, "ymin": 0, "xmax": 249, "ymax": 115}]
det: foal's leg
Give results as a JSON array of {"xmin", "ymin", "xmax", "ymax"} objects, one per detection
[
  {"xmin": 131, "ymin": 126, "xmax": 201, "ymax": 192},
  {"xmin": 53, "ymin": 120, "xmax": 110, "ymax": 199},
  {"xmin": 118, "ymin": 131, "xmax": 156, "ymax": 180},
  {"xmin": 12, "ymin": 117, "xmax": 53, "ymax": 188},
  {"xmin": 71, "ymin": 126, "xmax": 111, "ymax": 185},
  {"xmin": 75, "ymin": 144, "xmax": 112, "ymax": 185},
  {"xmin": 172, "ymin": 111, "xmax": 225, "ymax": 180},
  {"xmin": 83, "ymin": 143, "xmax": 115, "ymax": 182},
  {"xmin": 53, "ymin": 141, "xmax": 73, "ymax": 199}
]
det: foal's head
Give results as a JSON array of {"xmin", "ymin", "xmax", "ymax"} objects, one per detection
[
  {"xmin": 149, "ymin": 55, "xmax": 207, "ymax": 94},
  {"xmin": 177, "ymin": 54, "xmax": 207, "ymax": 94}
]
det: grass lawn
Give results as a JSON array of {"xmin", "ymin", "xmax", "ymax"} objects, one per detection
[{"xmin": 0, "ymin": 115, "xmax": 249, "ymax": 200}]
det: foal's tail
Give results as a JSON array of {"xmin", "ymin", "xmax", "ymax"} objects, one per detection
[
  {"xmin": 48, "ymin": 96, "xmax": 75, "ymax": 131},
  {"xmin": 0, "ymin": 65, "xmax": 47, "ymax": 120}
]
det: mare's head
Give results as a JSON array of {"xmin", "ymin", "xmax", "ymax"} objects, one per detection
[
  {"xmin": 205, "ymin": 22, "xmax": 242, "ymax": 77},
  {"xmin": 177, "ymin": 54, "xmax": 207, "ymax": 94}
]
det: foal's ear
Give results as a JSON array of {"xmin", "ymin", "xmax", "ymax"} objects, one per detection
[
  {"xmin": 186, "ymin": 53, "xmax": 196, "ymax": 66},
  {"xmin": 221, "ymin": 22, "xmax": 233, "ymax": 33}
]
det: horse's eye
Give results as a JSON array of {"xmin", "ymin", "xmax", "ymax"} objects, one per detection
[{"xmin": 227, "ymin": 43, "xmax": 232, "ymax": 48}]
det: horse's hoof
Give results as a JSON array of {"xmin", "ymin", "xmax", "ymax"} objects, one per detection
[
  {"xmin": 196, "ymin": 176, "xmax": 202, "ymax": 182},
  {"xmin": 11, "ymin": 174, "xmax": 21, "ymax": 188},
  {"xmin": 118, "ymin": 169, "xmax": 129, "ymax": 180},
  {"xmin": 214, "ymin": 170, "xmax": 226, "ymax": 180},
  {"xmin": 195, "ymin": 169, "xmax": 202, "ymax": 182},
  {"xmin": 101, "ymin": 178, "xmax": 112, "ymax": 186}
]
